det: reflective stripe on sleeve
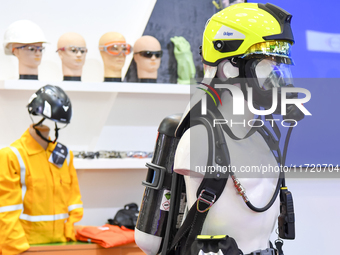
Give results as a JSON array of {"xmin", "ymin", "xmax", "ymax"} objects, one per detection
[
  {"xmin": 68, "ymin": 204, "xmax": 83, "ymax": 212},
  {"xmin": 19, "ymin": 213, "xmax": 69, "ymax": 222},
  {"xmin": 0, "ymin": 204, "xmax": 23, "ymax": 213},
  {"xmin": 9, "ymin": 146, "xmax": 27, "ymax": 202}
]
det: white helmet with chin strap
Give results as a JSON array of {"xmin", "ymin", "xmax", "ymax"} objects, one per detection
[{"xmin": 3, "ymin": 19, "xmax": 47, "ymax": 55}]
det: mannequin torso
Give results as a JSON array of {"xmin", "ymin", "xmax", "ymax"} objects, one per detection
[{"xmin": 174, "ymin": 90, "xmax": 280, "ymax": 254}]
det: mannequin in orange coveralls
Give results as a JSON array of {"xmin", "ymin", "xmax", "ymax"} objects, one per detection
[{"xmin": 0, "ymin": 85, "xmax": 83, "ymax": 254}]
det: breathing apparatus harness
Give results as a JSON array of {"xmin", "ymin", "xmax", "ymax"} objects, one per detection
[
  {"xmin": 167, "ymin": 65, "xmax": 300, "ymax": 254},
  {"xmin": 211, "ymin": 55, "xmax": 302, "ymax": 214},
  {"xmin": 197, "ymin": 56, "xmax": 301, "ymax": 212}
]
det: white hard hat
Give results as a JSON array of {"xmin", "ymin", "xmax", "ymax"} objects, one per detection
[{"xmin": 3, "ymin": 20, "xmax": 48, "ymax": 55}]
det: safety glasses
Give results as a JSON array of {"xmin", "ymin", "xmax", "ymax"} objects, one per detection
[
  {"xmin": 56, "ymin": 46, "xmax": 88, "ymax": 54},
  {"xmin": 72, "ymin": 150, "xmax": 153, "ymax": 159},
  {"xmin": 99, "ymin": 41, "xmax": 132, "ymax": 56},
  {"xmin": 13, "ymin": 45, "xmax": 45, "ymax": 53},
  {"xmin": 134, "ymin": 50, "xmax": 163, "ymax": 59}
]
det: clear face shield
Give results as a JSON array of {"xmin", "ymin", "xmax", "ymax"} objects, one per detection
[
  {"xmin": 253, "ymin": 58, "xmax": 293, "ymax": 90},
  {"xmin": 243, "ymin": 41, "xmax": 294, "ymax": 90},
  {"xmin": 240, "ymin": 41, "xmax": 304, "ymax": 119}
]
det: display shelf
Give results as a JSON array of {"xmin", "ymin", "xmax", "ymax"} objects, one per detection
[
  {"xmin": 73, "ymin": 158, "xmax": 151, "ymax": 170},
  {"xmin": 0, "ymin": 79, "xmax": 190, "ymax": 95}
]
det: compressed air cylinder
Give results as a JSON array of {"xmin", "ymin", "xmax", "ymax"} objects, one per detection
[{"xmin": 135, "ymin": 114, "xmax": 182, "ymax": 255}]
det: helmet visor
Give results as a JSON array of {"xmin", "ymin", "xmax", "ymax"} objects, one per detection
[
  {"xmin": 243, "ymin": 41, "xmax": 292, "ymax": 61},
  {"xmin": 253, "ymin": 58, "xmax": 293, "ymax": 90}
]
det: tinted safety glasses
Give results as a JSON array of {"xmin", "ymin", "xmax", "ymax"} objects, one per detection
[{"xmin": 134, "ymin": 50, "xmax": 163, "ymax": 59}]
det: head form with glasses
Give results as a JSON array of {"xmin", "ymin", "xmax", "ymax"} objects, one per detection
[
  {"xmin": 3, "ymin": 20, "xmax": 47, "ymax": 79},
  {"xmin": 57, "ymin": 32, "xmax": 87, "ymax": 81},
  {"xmin": 99, "ymin": 32, "xmax": 132, "ymax": 82},
  {"xmin": 133, "ymin": 35, "xmax": 162, "ymax": 82}
]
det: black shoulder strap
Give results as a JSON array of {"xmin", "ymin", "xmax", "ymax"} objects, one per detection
[{"xmin": 169, "ymin": 109, "xmax": 231, "ymax": 255}]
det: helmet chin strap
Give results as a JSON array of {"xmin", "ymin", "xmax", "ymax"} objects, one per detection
[{"xmin": 32, "ymin": 118, "xmax": 60, "ymax": 144}]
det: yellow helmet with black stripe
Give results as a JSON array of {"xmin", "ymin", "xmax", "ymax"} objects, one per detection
[{"xmin": 202, "ymin": 3, "xmax": 294, "ymax": 66}]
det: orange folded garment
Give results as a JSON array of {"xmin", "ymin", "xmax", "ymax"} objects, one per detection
[{"xmin": 75, "ymin": 224, "xmax": 135, "ymax": 248}]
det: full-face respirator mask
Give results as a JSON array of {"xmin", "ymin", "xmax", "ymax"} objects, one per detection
[{"xmin": 214, "ymin": 41, "xmax": 305, "ymax": 122}]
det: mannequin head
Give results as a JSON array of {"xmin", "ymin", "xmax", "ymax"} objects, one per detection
[
  {"xmin": 133, "ymin": 36, "xmax": 162, "ymax": 80},
  {"xmin": 57, "ymin": 32, "xmax": 87, "ymax": 78},
  {"xmin": 12, "ymin": 42, "xmax": 44, "ymax": 76},
  {"xmin": 99, "ymin": 32, "xmax": 131, "ymax": 79},
  {"xmin": 28, "ymin": 85, "xmax": 72, "ymax": 145},
  {"xmin": 4, "ymin": 20, "xmax": 47, "ymax": 78}
]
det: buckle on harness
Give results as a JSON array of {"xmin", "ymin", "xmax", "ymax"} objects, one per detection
[
  {"xmin": 248, "ymin": 248, "xmax": 276, "ymax": 255},
  {"xmin": 197, "ymin": 189, "xmax": 216, "ymax": 213}
]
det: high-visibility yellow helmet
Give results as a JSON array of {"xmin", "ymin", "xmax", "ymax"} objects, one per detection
[{"xmin": 202, "ymin": 3, "xmax": 294, "ymax": 66}]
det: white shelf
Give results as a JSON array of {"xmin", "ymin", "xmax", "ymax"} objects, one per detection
[
  {"xmin": 0, "ymin": 80, "xmax": 190, "ymax": 95},
  {"xmin": 73, "ymin": 158, "xmax": 151, "ymax": 169}
]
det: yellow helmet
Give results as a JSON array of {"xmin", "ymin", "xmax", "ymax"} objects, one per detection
[{"xmin": 202, "ymin": 3, "xmax": 294, "ymax": 66}]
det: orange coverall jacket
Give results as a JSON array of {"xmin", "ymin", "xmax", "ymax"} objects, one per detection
[{"xmin": 0, "ymin": 129, "xmax": 83, "ymax": 254}]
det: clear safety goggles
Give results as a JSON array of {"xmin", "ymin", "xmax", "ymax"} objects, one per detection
[
  {"xmin": 56, "ymin": 46, "xmax": 88, "ymax": 54},
  {"xmin": 99, "ymin": 41, "xmax": 132, "ymax": 56},
  {"xmin": 12, "ymin": 45, "xmax": 45, "ymax": 54}
]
